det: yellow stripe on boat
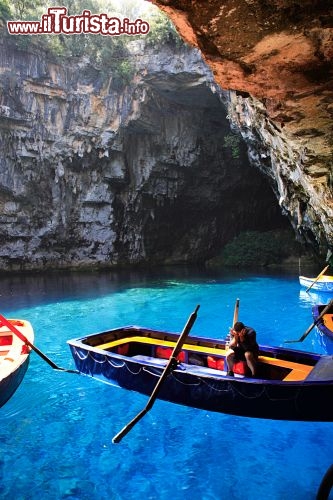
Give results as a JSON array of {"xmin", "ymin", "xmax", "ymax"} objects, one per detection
[
  {"xmin": 97, "ymin": 336, "xmax": 228, "ymax": 356},
  {"xmin": 97, "ymin": 336, "xmax": 314, "ymax": 381},
  {"xmin": 314, "ymin": 275, "xmax": 333, "ymax": 282}
]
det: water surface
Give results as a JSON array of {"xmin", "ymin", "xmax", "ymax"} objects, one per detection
[{"xmin": 1, "ymin": 267, "xmax": 332, "ymax": 499}]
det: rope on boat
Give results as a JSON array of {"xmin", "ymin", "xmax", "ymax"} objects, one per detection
[
  {"xmin": 143, "ymin": 367, "xmax": 165, "ymax": 377},
  {"xmin": 74, "ymin": 348, "xmax": 90, "ymax": 361},
  {"xmin": 104, "ymin": 357, "xmax": 126, "ymax": 368},
  {"xmin": 123, "ymin": 362, "xmax": 143, "ymax": 375},
  {"xmin": 89, "ymin": 354, "xmax": 106, "ymax": 364},
  {"xmin": 71, "ymin": 348, "xmax": 306, "ymax": 415},
  {"xmin": 171, "ymin": 370, "xmax": 202, "ymax": 387}
]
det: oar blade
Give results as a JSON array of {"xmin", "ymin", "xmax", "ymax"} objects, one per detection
[{"xmin": 112, "ymin": 408, "xmax": 148, "ymax": 444}]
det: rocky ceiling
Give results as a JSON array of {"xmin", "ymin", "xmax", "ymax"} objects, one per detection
[{"xmin": 150, "ymin": 0, "xmax": 333, "ymax": 254}]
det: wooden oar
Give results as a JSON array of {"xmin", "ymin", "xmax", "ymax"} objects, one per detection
[
  {"xmin": 112, "ymin": 304, "xmax": 200, "ymax": 444},
  {"xmin": 285, "ymin": 299, "xmax": 333, "ymax": 343},
  {"xmin": 226, "ymin": 298, "xmax": 240, "ymax": 347},
  {"xmin": 233, "ymin": 298, "xmax": 240, "ymax": 326},
  {"xmin": 0, "ymin": 313, "xmax": 79, "ymax": 374},
  {"xmin": 305, "ymin": 264, "xmax": 329, "ymax": 293}
]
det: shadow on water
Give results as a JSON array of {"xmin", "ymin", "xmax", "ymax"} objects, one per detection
[{"xmin": 0, "ymin": 265, "xmax": 302, "ymax": 312}]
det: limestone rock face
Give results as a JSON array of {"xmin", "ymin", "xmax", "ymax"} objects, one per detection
[
  {"xmin": 151, "ymin": 0, "xmax": 333, "ymax": 253},
  {"xmin": 0, "ymin": 39, "xmax": 285, "ymax": 270}
]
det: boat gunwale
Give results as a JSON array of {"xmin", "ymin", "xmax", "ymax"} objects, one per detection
[
  {"xmin": 67, "ymin": 326, "xmax": 326, "ymax": 385},
  {"xmin": 68, "ymin": 325, "xmax": 321, "ymax": 356}
]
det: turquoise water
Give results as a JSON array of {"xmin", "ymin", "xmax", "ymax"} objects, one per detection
[{"xmin": 1, "ymin": 268, "xmax": 332, "ymax": 500}]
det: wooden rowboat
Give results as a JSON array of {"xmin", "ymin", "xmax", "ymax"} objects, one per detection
[
  {"xmin": 312, "ymin": 303, "xmax": 333, "ymax": 341},
  {"xmin": 68, "ymin": 325, "xmax": 333, "ymax": 422},
  {"xmin": 299, "ymin": 275, "xmax": 333, "ymax": 292},
  {"xmin": 0, "ymin": 319, "xmax": 34, "ymax": 408}
]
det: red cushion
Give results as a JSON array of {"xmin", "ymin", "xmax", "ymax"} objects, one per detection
[
  {"xmin": 207, "ymin": 356, "xmax": 225, "ymax": 371},
  {"xmin": 0, "ymin": 335, "xmax": 13, "ymax": 346},
  {"xmin": 207, "ymin": 355, "xmax": 217, "ymax": 369},
  {"xmin": 116, "ymin": 343, "xmax": 129, "ymax": 355},
  {"xmin": 156, "ymin": 346, "xmax": 185, "ymax": 362},
  {"xmin": 233, "ymin": 360, "xmax": 249, "ymax": 375}
]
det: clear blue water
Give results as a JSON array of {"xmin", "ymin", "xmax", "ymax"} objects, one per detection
[{"xmin": 1, "ymin": 267, "xmax": 333, "ymax": 500}]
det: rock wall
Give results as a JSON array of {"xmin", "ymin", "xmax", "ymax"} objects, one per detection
[
  {"xmin": 0, "ymin": 39, "xmax": 286, "ymax": 271},
  {"xmin": 151, "ymin": 0, "xmax": 333, "ymax": 255}
]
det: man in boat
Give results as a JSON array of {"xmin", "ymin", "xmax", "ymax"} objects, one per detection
[{"xmin": 226, "ymin": 321, "xmax": 259, "ymax": 377}]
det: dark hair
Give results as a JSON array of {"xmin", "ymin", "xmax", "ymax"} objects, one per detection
[{"xmin": 233, "ymin": 321, "xmax": 245, "ymax": 332}]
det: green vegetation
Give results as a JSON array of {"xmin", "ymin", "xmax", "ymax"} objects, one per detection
[
  {"xmin": 1, "ymin": 0, "xmax": 182, "ymax": 88},
  {"xmin": 208, "ymin": 229, "xmax": 303, "ymax": 268},
  {"xmin": 223, "ymin": 133, "xmax": 241, "ymax": 159},
  {"xmin": 145, "ymin": 9, "xmax": 181, "ymax": 47},
  {"xmin": 0, "ymin": 0, "xmax": 10, "ymax": 21}
]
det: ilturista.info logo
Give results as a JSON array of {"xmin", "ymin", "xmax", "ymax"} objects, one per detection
[{"xmin": 7, "ymin": 6, "xmax": 150, "ymax": 36}]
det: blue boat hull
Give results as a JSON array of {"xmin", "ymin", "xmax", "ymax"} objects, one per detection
[
  {"xmin": 313, "ymin": 305, "xmax": 333, "ymax": 339},
  {"xmin": 68, "ymin": 328, "xmax": 333, "ymax": 422}
]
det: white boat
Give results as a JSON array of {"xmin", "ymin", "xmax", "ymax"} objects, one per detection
[
  {"xmin": 299, "ymin": 275, "xmax": 333, "ymax": 293},
  {"xmin": 0, "ymin": 319, "xmax": 34, "ymax": 407}
]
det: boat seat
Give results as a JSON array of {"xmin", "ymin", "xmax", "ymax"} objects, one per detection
[
  {"xmin": 182, "ymin": 363, "xmax": 245, "ymax": 378},
  {"xmin": 323, "ymin": 314, "xmax": 333, "ymax": 330},
  {"xmin": 131, "ymin": 355, "xmax": 245, "ymax": 378},
  {"xmin": 131, "ymin": 355, "xmax": 167, "ymax": 366},
  {"xmin": 305, "ymin": 356, "xmax": 333, "ymax": 381},
  {"xmin": 258, "ymin": 355, "xmax": 314, "ymax": 381}
]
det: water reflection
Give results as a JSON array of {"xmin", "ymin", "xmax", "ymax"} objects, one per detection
[
  {"xmin": 0, "ymin": 267, "xmax": 206, "ymax": 312},
  {"xmin": 1, "ymin": 266, "xmax": 333, "ymax": 500},
  {"xmin": 316, "ymin": 330, "xmax": 333, "ymax": 354},
  {"xmin": 299, "ymin": 289, "xmax": 333, "ymax": 307},
  {"xmin": 0, "ymin": 266, "xmax": 303, "ymax": 312}
]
